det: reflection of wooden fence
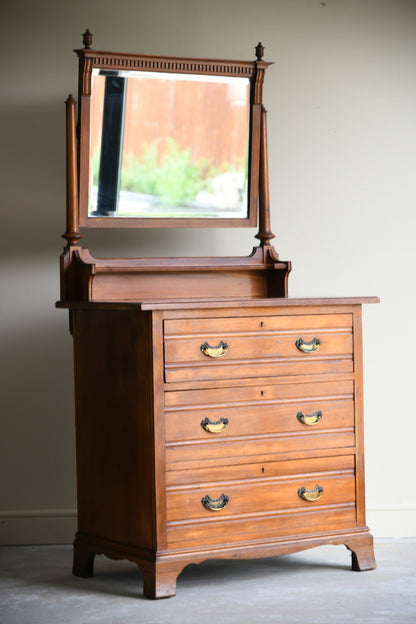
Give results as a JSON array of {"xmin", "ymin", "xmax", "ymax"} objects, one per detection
[{"xmin": 91, "ymin": 75, "xmax": 249, "ymax": 170}]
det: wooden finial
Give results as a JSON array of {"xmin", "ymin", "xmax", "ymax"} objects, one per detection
[
  {"xmin": 82, "ymin": 29, "xmax": 93, "ymax": 49},
  {"xmin": 255, "ymin": 42, "xmax": 265, "ymax": 61}
]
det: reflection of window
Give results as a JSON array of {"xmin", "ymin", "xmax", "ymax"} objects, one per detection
[
  {"xmin": 93, "ymin": 71, "xmax": 126, "ymax": 216},
  {"xmin": 89, "ymin": 69, "xmax": 250, "ymax": 219}
]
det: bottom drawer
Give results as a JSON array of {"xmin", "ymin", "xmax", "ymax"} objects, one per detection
[
  {"xmin": 167, "ymin": 505, "xmax": 357, "ymax": 549},
  {"xmin": 166, "ymin": 455, "xmax": 357, "ymax": 548}
]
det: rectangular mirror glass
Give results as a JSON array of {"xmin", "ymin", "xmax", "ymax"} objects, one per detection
[{"xmin": 88, "ymin": 69, "xmax": 250, "ymax": 220}]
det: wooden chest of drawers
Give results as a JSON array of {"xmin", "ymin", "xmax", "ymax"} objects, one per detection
[{"xmin": 70, "ymin": 297, "xmax": 376, "ymax": 598}]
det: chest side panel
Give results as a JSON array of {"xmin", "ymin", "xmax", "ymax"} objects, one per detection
[{"xmin": 73, "ymin": 308, "xmax": 156, "ymax": 548}]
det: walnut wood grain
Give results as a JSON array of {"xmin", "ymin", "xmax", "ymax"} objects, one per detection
[
  {"xmin": 165, "ymin": 378, "xmax": 354, "ymax": 407},
  {"xmin": 165, "ymin": 398, "xmax": 354, "ymax": 443},
  {"xmin": 72, "ymin": 309, "xmax": 157, "ymax": 548},
  {"xmin": 164, "ymin": 313, "xmax": 353, "ymax": 336},
  {"xmin": 166, "ymin": 431, "xmax": 356, "ymax": 466},
  {"xmin": 167, "ymin": 507, "xmax": 358, "ymax": 549},
  {"xmin": 167, "ymin": 473, "xmax": 355, "ymax": 523},
  {"xmin": 167, "ymin": 453, "xmax": 353, "ymax": 486},
  {"xmin": 57, "ymin": 297, "xmax": 380, "ymax": 311},
  {"xmin": 60, "ymin": 247, "xmax": 291, "ymax": 303},
  {"xmin": 165, "ymin": 355, "xmax": 354, "ymax": 383},
  {"xmin": 165, "ymin": 332, "xmax": 353, "ymax": 364},
  {"xmin": 62, "ymin": 95, "xmax": 82, "ymax": 247}
]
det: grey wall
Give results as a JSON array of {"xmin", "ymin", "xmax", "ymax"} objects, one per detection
[{"xmin": 1, "ymin": 0, "xmax": 415, "ymax": 543}]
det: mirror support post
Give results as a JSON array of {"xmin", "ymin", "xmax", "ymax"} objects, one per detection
[
  {"xmin": 63, "ymin": 94, "xmax": 82, "ymax": 246},
  {"xmin": 255, "ymin": 105, "xmax": 275, "ymax": 248}
]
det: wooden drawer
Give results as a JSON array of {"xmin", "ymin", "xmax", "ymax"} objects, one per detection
[
  {"xmin": 166, "ymin": 429, "xmax": 355, "ymax": 467},
  {"xmin": 165, "ymin": 379, "xmax": 354, "ymax": 443},
  {"xmin": 166, "ymin": 455, "xmax": 356, "ymax": 547},
  {"xmin": 165, "ymin": 379, "xmax": 355, "ymax": 466},
  {"xmin": 167, "ymin": 455, "xmax": 355, "ymax": 522},
  {"xmin": 164, "ymin": 313, "xmax": 353, "ymax": 336},
  {"xmin": 164, "ymin": 313, "xmax": 353, "ymax": 382},
  {"xmin": 167, "ymin": 505, "xmax": 357, "ymax": 549},
  {"xmin": 166, "ymin": 452, "xmax": 354, "ymax": 487}
]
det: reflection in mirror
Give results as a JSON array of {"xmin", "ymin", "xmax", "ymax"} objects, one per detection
[{"xmin": 89, "ymin": 69, "xmax": 250, "ymax": 219}]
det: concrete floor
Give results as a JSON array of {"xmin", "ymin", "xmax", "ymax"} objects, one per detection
[{"xmin": 0, "ymin": 540, "xmax": 415, "ymax": 623}]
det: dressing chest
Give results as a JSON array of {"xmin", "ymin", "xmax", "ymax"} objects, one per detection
[{"xmin": 58, "ymin": 32, "xmax": 377, "ymax": 598}]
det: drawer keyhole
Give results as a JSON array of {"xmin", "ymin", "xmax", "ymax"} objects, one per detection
[{"xmin": 261, "ymin": 467, "xmax": 265, "ymax": 474}]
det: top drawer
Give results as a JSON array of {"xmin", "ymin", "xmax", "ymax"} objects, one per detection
[{"xmin": 164, "ymin": 313, "xmax": 353, "ymax": 383}]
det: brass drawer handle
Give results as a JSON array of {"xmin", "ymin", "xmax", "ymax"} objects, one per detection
[
  {"xmin": 201, "ymin": 417, "xmax": 229, "ymax": 433},
  {"xmin": 298, "ymin": 484, "xmax": 324, "ymax": 501},
  {"xmin": 201, "ymin": 493, "xmax": 229, "ymax": 511},
  {"xmin": 200, "ymin": 340, "xmax": 229, "ymax": 358},
  {"xmin": 296, "ymin": 410, "xmax": 322, "ymax": 426},
  {"xmin": 295, "ymin": 337, "xmax": 321, "ymax": 353}
]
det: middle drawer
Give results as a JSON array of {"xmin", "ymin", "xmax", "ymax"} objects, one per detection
[{"xmin": 165, "ymin": 379, "xmax": 355, "ymax": 466}]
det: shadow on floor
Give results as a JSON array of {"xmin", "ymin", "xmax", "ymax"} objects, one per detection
[{"xmin": 20, "ymin": 545, "xmax": 350, "ymax": 600}]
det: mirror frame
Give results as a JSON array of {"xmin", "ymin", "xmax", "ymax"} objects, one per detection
[{"xmin": 76, "ymin": 40, "xmax": 271, "ymax": 228}]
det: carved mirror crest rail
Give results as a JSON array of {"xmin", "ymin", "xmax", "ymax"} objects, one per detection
[{"xmin": 57, "ymin": 31, "xmax": 377, "ymax": 599}]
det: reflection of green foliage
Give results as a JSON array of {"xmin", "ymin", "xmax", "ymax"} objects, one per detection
[
  {"xmin": 92, "ymin": 148, "xmax": 101, "ymax": 186},
  {"xmin": 119, "ymin": 138, "xmax": 238, "ymax": 206},
  {"xmin": 157, "ymin": 138, "xmax": 202, "ymax": 205},
  {"xmin": 121, "ymin": 142, "xmax": 159, "ymax": 195}
]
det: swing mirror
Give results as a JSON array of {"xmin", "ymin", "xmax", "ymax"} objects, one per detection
[{"xmin": 77, "ymin": 44, "xmax": 268, "ymax": 228}]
